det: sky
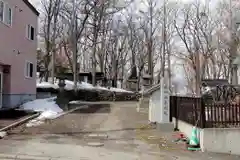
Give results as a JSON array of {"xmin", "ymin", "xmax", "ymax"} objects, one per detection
[{"xmin": 29, "ymin": 0, "xmax": 39, "ymax": 8}]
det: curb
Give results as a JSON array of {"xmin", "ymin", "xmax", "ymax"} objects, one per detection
[
  {"xmin": 0, "ymin": 105, "xmax": 87, "ymax": 132},
  {"xmin": 0, "ymin": 113, "xmax": 40, "ymax": 132},
  {"xmin": 0, "ymin": 153, "xmax": 51, "ymax": 160},
  {"xmin": 0, "ymin": 153, "xmax": 79, "ymax": 160}
]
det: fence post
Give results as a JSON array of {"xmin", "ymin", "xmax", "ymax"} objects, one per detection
[
  {"xmin": 200, "ymin": 98, "xmax": 206, "ymax": 128},
  {"xmin": 169, "ymin": 96, "xmax": 173, "ymax": 122},
  {"xmin": 174, "ymin": 96, "xmax": 179, "ymax": 131}
]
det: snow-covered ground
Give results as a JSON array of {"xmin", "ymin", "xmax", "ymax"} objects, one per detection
[
  {"xmin": 20, "ymin": 77, "xmax": 133, "ymax": 127},
  {"xmin": 37, "ymin": 79, "xmax": 133, "ymax": 93},
  {"xmin": 21, "ymin": 78, "xmax": 133, "ymax": 127},
  {"xmin": 20, "ymin": 97, "xmax": 63, "ymax": 127}
]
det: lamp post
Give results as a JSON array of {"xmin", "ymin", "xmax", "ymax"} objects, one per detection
[
  {"xmin": 229, "ymin": 0, "xmax": 240, "ymax": 85},
  {"xmin": 71, "ymin": 0, "xmax": 78, "ymax": 92}
]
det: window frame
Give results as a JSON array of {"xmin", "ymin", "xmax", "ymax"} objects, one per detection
[
  {"xmin": 0, "ymin": 0, "xmax": 4, "ymax": 22},
  {"xmin": 0, "ymin": 1, "xmax": 12, "ymax": 26},
  {"xmin": 25, "ymin": 61, "xmax": 34, "ymax": 79},
  {"xmin": 5, "ymin": 5, "xmax": 12, "ymax": 26},
  {"xmin": 26, "ymin": 24, "xmax": 35, "ymax": 41}
]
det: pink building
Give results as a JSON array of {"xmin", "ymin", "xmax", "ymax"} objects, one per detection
[{"xmin": 0, "ymin": 0, "xmax": 39, "ymax": 109}]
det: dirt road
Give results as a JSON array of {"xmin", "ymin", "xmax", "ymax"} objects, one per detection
[{"xmin": 0, "ymin": 102, "xmax": 239, "ymax": 160}]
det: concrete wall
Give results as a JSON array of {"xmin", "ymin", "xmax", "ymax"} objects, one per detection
[
  {"xmin": 173, "ymin": 118, "xmax": 195, "ymax": 138},
  {"xmin": 201, "ymin": 128, "xmax": 240, "ymax": 155},
  {"xmin": 2, "ymin": 94, "xmax": 35, "ymax": 109},
  {"xmin": 173, "ymin": 118, "xmax": 240, "ymax": 155}
]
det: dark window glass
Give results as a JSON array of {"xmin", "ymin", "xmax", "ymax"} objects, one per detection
[
  {"xmin": 30, "ymin": 26, "xmax": 34, "ymax": 40},
  {"xmin": 29, "ymin": 63, "xmax": 33, "ymax": 77}
]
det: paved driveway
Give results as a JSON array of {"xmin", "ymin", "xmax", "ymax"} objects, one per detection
[{"xmin": 0, "ymin": 102, "xmax": 239, "ymax": 160}]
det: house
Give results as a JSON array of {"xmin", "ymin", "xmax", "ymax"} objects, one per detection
[{"xmin": 0, "ymin": 0, "xmax": 39, "ymax": 109}]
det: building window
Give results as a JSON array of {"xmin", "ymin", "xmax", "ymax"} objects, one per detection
[
  {"xmin": 25, "ymin": 62, "xmax": 34, "ymax": 78},
  {"xmin": 27, "ymin": 25, "xmax": 35, "ymax": 40},
  {"xmin": 0, "ymin": 1, "xmax": 3, "ymax": 22},
  {"xmin": 0, "ymin": 1, "xmax": 12, "ymax": 26},
  {"xmin": 5, "ymin": 6, "xmax": 12, "ymax": 25}
]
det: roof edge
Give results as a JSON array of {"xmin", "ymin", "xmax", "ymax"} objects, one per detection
[{"xmin": 22, "ymin": 0, "xmax": 40, "ymax": 16}]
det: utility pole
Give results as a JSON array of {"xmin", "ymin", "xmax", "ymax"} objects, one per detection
[
  {"xmin": 51, "ymin": 45, "xmax": 55, "ymax": 84},
  {"xmin": 92, "ymin": 6, "xmax": 97, "ymax": 86},
  {"xmin": 71, "ymin": 0, "xmax": 78, "ymax": 92},
  {"xmin": 148, "ymin": 0, "xmax": 154, "ymax": 85},
  {"xmin": 229, "ymin": 0, "xmax": 238, "ymax": 85},
  {"xmin": 112, "ymin": 33, "xmax": 118, "ymax": 87},
  {"xmin": 161, "ymin": 0, "xmax": 166, "ymax": 78}
]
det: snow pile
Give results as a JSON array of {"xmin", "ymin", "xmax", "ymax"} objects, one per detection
[
  {"xmin": 109, "ymin": 87, "xmax": 133, "ymax": 93},
  {"xmin": 37, "ymin": 79, "xmax": 133, "ymax": 93},
  {"xmin": 37, "ymin": 81, "xmax": 58, "ymax": 89},
  {"xmin": 64, "ymin": 80, "xmax": 80, "ymax": 90},
  {"xmin": 20, "ymin": 97, "xmax": 63, "ymax": 127}
]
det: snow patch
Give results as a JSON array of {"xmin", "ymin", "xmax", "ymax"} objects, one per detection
[
  {"xmin": 109, "ymin": 87, "xmax": 133, "ymax": 93},
  {"xmin": 20, "ymin": 97, "xmax": 63, "ymax": 127},
  {"xmin": 37, "ymin": 81, "xmax": 58, "ymax": 90},
  {"xmin": 37, "ymin": 79, "xmax": 133, "ymax": 93}
]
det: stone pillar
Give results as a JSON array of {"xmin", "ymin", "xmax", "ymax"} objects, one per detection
[
  {"xmin": 160, "ymin": 78, "xmax": 170, "ymax": 123},
  {"xmin": 157, "ymin": 70, "xmax": 173, "ymax": 131}
]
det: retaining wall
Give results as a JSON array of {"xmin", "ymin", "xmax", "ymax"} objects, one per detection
[{"xmin": 173, "ymin": 118, "xmax": 240, "ymax": 155}]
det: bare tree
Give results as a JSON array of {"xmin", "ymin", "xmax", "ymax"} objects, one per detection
[{"xmin": 40, "ymin": 0, "xmax": 62, "ymax": 82}]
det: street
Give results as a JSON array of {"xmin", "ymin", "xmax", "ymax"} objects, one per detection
[{"xmin": 0, "ymin": 102, "xmax": 239, "ymax": 160}]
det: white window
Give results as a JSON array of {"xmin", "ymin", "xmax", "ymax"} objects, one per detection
[
  {"xmin": 27, "ymin": 25, "xmax": 35, "ymax": 40},
  {"xmin": 25, "ymin": 62, "xmax": 34, "ymax": 78},
  {"xmin": 4, "ymin": 5, "xmax": 12, "ymax": 25},
  {"xmin": 0, "ymin": 1, "xmax": 12, "ymax": 26}
]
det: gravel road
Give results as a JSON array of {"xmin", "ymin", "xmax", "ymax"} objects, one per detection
[{"xmin": 0, "ymin": 102, "xmax": 239, "ymax": 160}]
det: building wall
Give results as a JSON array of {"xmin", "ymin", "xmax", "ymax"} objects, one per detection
[{"xmin": 0, "ymin": 0, "xmax": 38, "ymax": 108}]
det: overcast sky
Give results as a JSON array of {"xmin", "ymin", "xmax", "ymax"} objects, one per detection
[{"xmin": 29, "ymin": 0, "xmax": 40, "ymax": 8}]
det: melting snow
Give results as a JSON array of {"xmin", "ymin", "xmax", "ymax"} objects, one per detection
[
  {"xmin": 20, "ymin": 97, "xmax": 63, "ymax": 127},
  {"xmin": 37, "ymin": 79, "xmax": 133, "ymax": 93}
]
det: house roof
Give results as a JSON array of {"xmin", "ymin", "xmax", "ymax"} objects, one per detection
[
  {"xmin": 22, "ymin": 0, "xmax": 40, "ymax": 16},
  {"xmin": 202, "ymin": 79, "xmax": 229, "ymax": 87}
]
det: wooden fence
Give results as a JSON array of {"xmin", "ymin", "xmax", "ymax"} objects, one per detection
[
  {"xmin": 205, "ymin": 103, "xmax": 240, "ymax": 128},
  {"xmin": 171, "ymin": 96, "xmax": 240, "ymax": 128}
]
